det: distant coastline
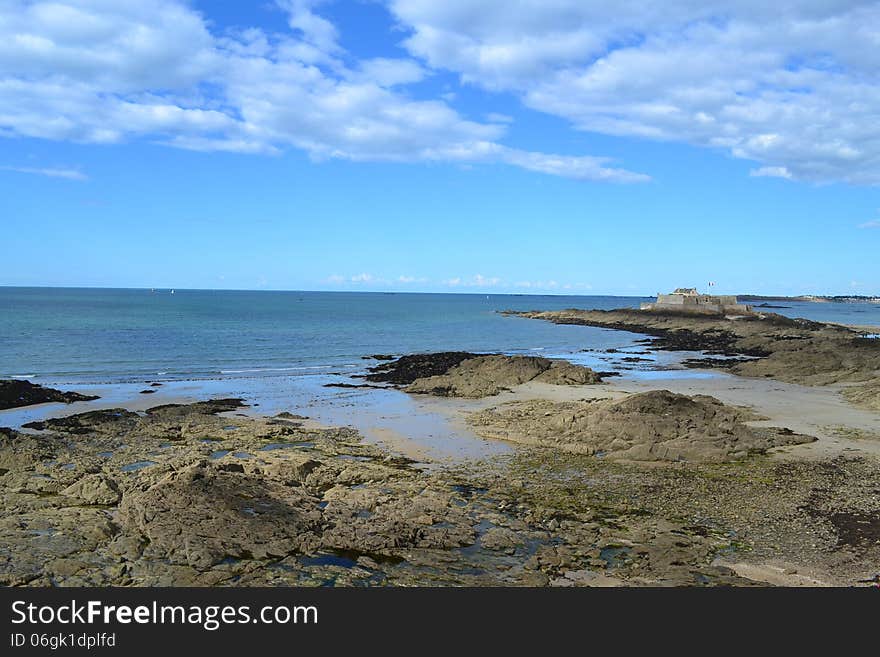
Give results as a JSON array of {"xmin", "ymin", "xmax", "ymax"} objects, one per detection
[{"xmin": 739, "ymin": 294, "xmax": 880, "ymax": 304}]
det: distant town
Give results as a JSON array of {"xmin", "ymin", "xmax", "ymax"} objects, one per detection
[{"xmin": 739, "ymin": 294, "xmax": 880, "ymax": 303}]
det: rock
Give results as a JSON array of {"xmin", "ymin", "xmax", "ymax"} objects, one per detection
[
  {"xmin": 377, "ymin": 353, "xmax": 603, "ymax": 398},
  {"xmin": 481, "ymin": 527, "xmax": 523, "ymax": 551},
  {"xmin": 119, "ymin": 464, "xmax": 323, "ymax": 569},
  {"xmin": 0, "ymin": 379, "xmax": 99, "ymax": 410},
  {"xmin": 22, "ymin": 408, "xmax": 140, "ymax": 433},
  {"xmin": 509, "ymin": 308, "xmax": 880, "ymax": 388},
  {"xmin": 365, "ymin": 352, "xmax": 482, "ymax": 385},
  {"xmin": 145, "ymin": 398, "xmax": 246, "ymax": 417},
  {"xmin": 46, "ymin": 558, "xmax": 88, "ymax": 578},
  {"xmin": 61, "ymin": 475, "xmax": 121, "ymax": 506},
  {"xmin": 262, "ymin": 457, "xmax": 321, "ymax": 485},
  {"xmin": 469, "ymin": 390, "xmax": 815, "ymax": 462},
  {"xmin": 216, "ymin": 462, "xmax": 245, "ymax": 473}
]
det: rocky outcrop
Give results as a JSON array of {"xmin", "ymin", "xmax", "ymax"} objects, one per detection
[
  {"xmin": 119, "ymin": 463, "xmax": 324, "ymax": 569},
  {"xmin": 61, "ymin": 474, "xmax": 121, "ymax": 506},
  {"xmin": 368, "ymin": 352, "xmax": 603, "ymax": 398},
  {"xmin": 0, "ymin": 379, "xmax": 99, "ymax": 410},
  {"xmin": 469, "ymin": 390, "xmax": 815, "ymax": 462},
  {"xmin": 1, "ymin": 395, "xmax": 877, "ymax": 586},
  {"xmin": 509, "ymin": 309, "xmax": 880, "ymax": 387},
  {"xmin": 365, "ymin": 352, "xmax": 482, "ymax": 385}
]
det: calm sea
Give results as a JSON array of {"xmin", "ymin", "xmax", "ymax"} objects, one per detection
[{"xmin": 1, "ymin": 287, "xmax": 878, "ymax": 385}]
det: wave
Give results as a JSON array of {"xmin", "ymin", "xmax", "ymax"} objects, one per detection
[{"xmin": 219, "ymin": 365, "xmax": 334, "ymax": 374}]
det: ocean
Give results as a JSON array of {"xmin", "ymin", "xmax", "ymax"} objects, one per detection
[{"xmin": 2, "ymin": 287, "xmax": 878, "ymax": 385}]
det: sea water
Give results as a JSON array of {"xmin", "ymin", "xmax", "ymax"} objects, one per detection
[
  {"xmin": 0, "ymin": 287, "xmax": 657, "ymax": 383},
  {"xmin": 2, "ymin": 287, "xmax": 878, "ymax": 384}
]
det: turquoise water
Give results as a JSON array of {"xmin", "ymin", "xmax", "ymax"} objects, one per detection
[
  {"xmin": 1, "ymin": 287, "xmax": 878, "ymax": 384},
  {"xmin": 1, "ymin": 287, "xmax": 648, "ymax": 383}
]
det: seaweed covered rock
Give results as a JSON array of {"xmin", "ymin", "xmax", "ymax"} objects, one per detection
[
  {"xmin": 369, "ymin": 352, "xmax": 602, "ymax": 398},
  {"xmin": 0, "ymin": 380, "xmax": 98, "ymax": 410}
]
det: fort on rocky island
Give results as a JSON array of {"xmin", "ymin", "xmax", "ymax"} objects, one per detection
[{"xmin": 640, "ymin": 287, "xmax": 753, "ymax": 315}]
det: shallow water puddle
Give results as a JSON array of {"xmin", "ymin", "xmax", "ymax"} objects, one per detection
[
  {"xmin": 599, "ymin": 546, "xmax": 631, "ymax": 569},
  {"xmin": 300, "ymin": 553, "xmax": 357, "ymax": 569},
  {"xmin": 259, "ymin": 442, "xmax": 314, "ymax": 451},
  {"xmin": 335, "ymin": 454, "xmax": 372, "ymax": 462},
  {"xmin": 120, "ymin": 460, "xmax": 158, "ymax": 472}
]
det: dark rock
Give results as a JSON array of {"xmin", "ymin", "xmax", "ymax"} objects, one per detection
[
  {"xmin": 23, "ymin": 408, "xmax": 140, "ymax": 433},
  {"xmin": 216, "ymin": 462, "xmax": 245, "ymax": 473},
  {"xmin": 275, "ymin": 412, "xmax": 308, "ymax": 420},
  {"xmin": 145, "ymin": 398, "xmax": 246, "ymax": 417},
  {"xmin": 0, "ymin": 380, "xmax": 99, "ymax": 411},
  {"xmin": 365, "ymin": 352, "xmax": 484, "ymax": 385}
]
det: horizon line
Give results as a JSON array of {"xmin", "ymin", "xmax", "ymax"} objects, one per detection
[{"xmin": 0, "ymin": 284, "xmax": 875, "ymax": 298}]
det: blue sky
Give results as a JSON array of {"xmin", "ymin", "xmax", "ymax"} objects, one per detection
[{"xmin": 1, "ymin": 1, "xmax": 878, "ymax": 296}]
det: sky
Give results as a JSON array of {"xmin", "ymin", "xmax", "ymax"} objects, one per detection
[{"xmin": 0, "ymin": 0, "xmax": 878, "ymax": 296}]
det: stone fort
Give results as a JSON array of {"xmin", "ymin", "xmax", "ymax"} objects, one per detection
[{"xmin": 640, "ymin": 288, "xmax": 753, "ymax": 315}]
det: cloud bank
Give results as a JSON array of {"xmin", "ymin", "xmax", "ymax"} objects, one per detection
[
  {"xmin": 3, "ymin": 1, "xmax": 879, "ymax": 185},
  {"xmin": 390, "ymin": 0, "xmax": 880, "ymax": 185},
  {"xmin": 0, "ymin": 0, "xmax": 646, "ymax": 183}
]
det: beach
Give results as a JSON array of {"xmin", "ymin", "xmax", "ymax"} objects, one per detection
[{"xmin": 2, "ymin": 299, "xmax": 879, "ymax": 587}]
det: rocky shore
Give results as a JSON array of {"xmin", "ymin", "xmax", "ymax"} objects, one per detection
[
  {"xmin": 506, "ymin": 308, "xmax": 880, "ymax": 409},
  {"xmin": 0, "ymin": 380, "xmax": 99, "ymax": 411},
  {"xmin": 2, "ymin": 380, "xmax": 878, "ymax": 586}
]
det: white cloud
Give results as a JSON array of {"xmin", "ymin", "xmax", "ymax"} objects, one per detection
[
  {"xmin": 0, "ymin": 0, "xmax": 647, "ymax": 183},
  {"xmin": 389, "ymin": 0, "xmax": 880, "ymax": 184},
  {"xmin": 750, "ymin": 166, "xmax": 792, "ymax": 180},
  {"xmin": 278, "ymin": 0, "xmax": 342, "ymax": 55},
  {"xmin": 501, "ymin": 147, "xmax": 651, "ymax": 183},
  {"xmin": 0, "ymin": 165, "xmax": 87, "ymax": 180},
  {"xmin": 473, "ymin": 274, "xmax": 500, "ymax": 287},
  {"xmin": 515, "ymin": 280, "xmax": 559, "ymax": 289},
  {"xmin": 443, "ymin": 274, "xmax": 501, "ymax": 288},
  {"xmin": 859, "ymin": 220, "xmax": 880, "ymax": 229}
]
